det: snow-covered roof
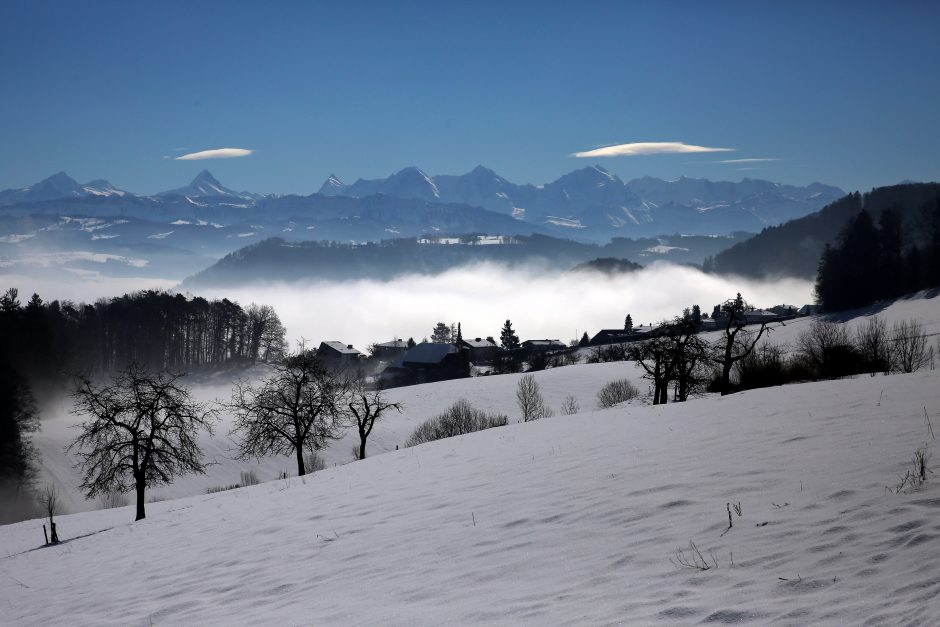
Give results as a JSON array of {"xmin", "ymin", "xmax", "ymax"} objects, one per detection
[
  {"xmin": 522, "ymin": 339, "xmax": 566, "ymax": 347},
  {"xmin": 461, "ymin": 338, "xmax": 496, "ymax": 348},
  {"xmin": 376, "ymin": 340, "xmax": 409, "ymax": 349},
  {"xmin": 318, "ymin": 341, "xmax": 361, "ymax": 355}
]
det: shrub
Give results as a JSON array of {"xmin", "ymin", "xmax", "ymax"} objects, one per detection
[
  {"xmin": 796, "ymin": 320, "xmax": 864, "ymax": 379},
  {"xmin": 549, "ymin": 351, "xmax": 577, "ymax": 368},
  {"xmin": 303, "ymin": 451, "xmax": 327, "ymax": 474},
  {"xmin": 98, "ymin": 491, "xmax": 129, "ymax": 510},
  {"xmin": 855, "ymin": 316, "xmax": 892, "ymax": 374},
  {"xmin": 560, "ymin": 395, "xmax": 579, "ymax": 415},
  {"xmin": 891, "ymin": 318, "xmax": 930, "ymax": 373},
  {"xmin": 206, "ymin": 483, "xmax": 241, "ymax": 494},
  {"xmin": 586, "ymin": 344, "xmax": 629, "ymax": 364},
  {"xmin": 405, "ymin": 399, "xmax": 508, "ymax": 447},
  {"xmin": 596, "ymin": 379, "xmax": 639, "ymax": 408},
  {"xmin": 735, "ymin": 343, "xmax": 787, "ymax": 390},
  {"xmin": 239, "ymin": 469, "xmax": 260, "ymax": 487},
  {"xmin": 527, "ymin": 352, "xmax": 549, "ymax": 372},
  {"xmin": 517, "ymin": 374, "xmax": 553, "ymax": 422}
]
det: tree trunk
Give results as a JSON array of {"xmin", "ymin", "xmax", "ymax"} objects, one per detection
[
  {"xmin": 359, "ymin": 435, "xmax": 367, "ymax": 460},
  {"xmin": 720, "ymin": 338, "xmax": 734, "ymax": 395},
  {"xmin": 135, "ymin": 479, "xmax": 146, "ymax": 521},
  {"xmin": 296, "ymin": 446, "xmax": 306, "ymax": 476}
]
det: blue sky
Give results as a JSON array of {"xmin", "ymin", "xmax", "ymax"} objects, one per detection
[{"xmin": 1, "ymin": 1, "xmax": 938, "ymax": 195}]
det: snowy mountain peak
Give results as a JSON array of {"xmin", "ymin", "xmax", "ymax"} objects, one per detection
[
  {"xmin": 317, "ymin": 174, "xmax": 346, "ymax": 195},
  {"xmin": 157, "ymin": 170, "xmax": 249, "ymax": 199},
  {"xmin": 191, "ymin": 170, "xmax": 221, "ymax": 186}
]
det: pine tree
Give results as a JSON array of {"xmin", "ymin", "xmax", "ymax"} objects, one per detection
[
  {"xmin": 578, "ymin": 332, "xmax": 590, "ymax": 347},
  {"xmin": 456, "ymin": 322, "xmax": 463, "ymax": 343},
  {"xmin": 430, "ymin": 322, "xmax": 451, "ymax": 344},
  {"xmin": 500, "ymin": 320, "xmax": 520, "ymax": 350},
  {"xmin": 624, "ymin": 314, "xmax": 633, "ymax": 332}
]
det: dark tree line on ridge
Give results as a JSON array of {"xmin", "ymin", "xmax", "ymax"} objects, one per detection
[
  {"xmin": 815, "ymin": 199, "xmax": 940, "ymax": 311},
  {"xmin": 0, "ymin": 288, "xmax": 287, "ymax": 523},
  {"xmin": 0, "ymin": 288, "xmax": 287, "ymax": 386}
]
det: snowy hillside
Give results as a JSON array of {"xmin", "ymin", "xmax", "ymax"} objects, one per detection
[
  {"xmin": 22, "ymin": 291, "xmax": 940, "ymax": 515},
  {"xmin": 3, "ymin": 292, "xmax": 939, "ymax": 624},
  {"xmin": 3, "ymin": 366, "xmax": 940, "ymax": 624}
]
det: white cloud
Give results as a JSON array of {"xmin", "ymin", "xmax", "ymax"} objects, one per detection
[
  {"xmin": 571, "ymin": 142, "xmax": 733, "ymax": 158},
  {"xmin": 716, "ymin": 158, "xmax": 779, "ymax": 164},
  {"xmin": 175, "ymin": 148, "xmax": 253, "ymax": 161}
]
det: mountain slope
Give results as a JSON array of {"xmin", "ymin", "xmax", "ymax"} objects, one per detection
[
  {"xmin": 710, "ymin": 182, "xmax": 940, "ymax": 279},
  {"xmin": 0, "ymin": 172, "xmax": 128, "ymax": 204},
  {"xmin": 156, "ymin": 169, "xmax": 256, "ymax": 200}
]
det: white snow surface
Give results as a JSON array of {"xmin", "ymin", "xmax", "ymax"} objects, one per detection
[{"xmin": 3, "ymin": 293, "xmax": 940, "ymax": 624}]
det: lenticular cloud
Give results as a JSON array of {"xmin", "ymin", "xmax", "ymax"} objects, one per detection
[
  {"xmin": 175, "ymin": 148, "xmax": 253, "ymax": 161},
  {"xmin": 572, "ymin": 141, "xmax": 733, "ymax": 158}
]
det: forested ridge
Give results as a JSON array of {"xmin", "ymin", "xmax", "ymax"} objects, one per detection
[
  {"xmin": 815, "ymin": 198, "xmax": 940, "ymax": 311},
  {"xmin": 0, "ymin": 288, "xmax": 287, "ymax": 521},
  {"xmin": 707, "ymin": 183, "xmax": 940, "ymax": 279},
  {"xmin": 0, "ymin": 288, "xmax": 287, "ymax": 385}
]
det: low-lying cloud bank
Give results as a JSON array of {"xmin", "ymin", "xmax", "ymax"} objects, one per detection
[{"xmin": 199, "ymin": 262, "xmax": 815, "ymax": 350}]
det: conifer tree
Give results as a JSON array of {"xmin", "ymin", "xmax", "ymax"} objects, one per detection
[{"xmin": 500, "ymin": 320, "xmax": 520, "ymax": 350}]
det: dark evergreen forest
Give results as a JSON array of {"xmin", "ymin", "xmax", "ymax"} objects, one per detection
[
  {"xmin": 707, "ymin": 183, "xmax": 940, "ymax": 280},
  {"xmin": 0, "ymin": 288, "xmax": 287, "ymax": 519},
  {"xmin": 815, "ymin": 199, "xmax": 940, "ymax": 311}
]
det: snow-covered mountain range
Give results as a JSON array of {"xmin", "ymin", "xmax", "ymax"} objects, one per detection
[
  {"xmin": 0, "ymin": 167, "xmax": 845, "ymax": 284},
  {"xmin": 318, "ymin": 165, "xmax": 845, "ymax": 234},
  {"xmin": 1, "ymin": 167, "xmax": 844, "ymax": 240}
]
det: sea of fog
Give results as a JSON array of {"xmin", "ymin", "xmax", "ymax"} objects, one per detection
[
  {"xmin": 201, "ymin": 262, "xmax": 815, "ymax": 349},
  {"xmin": 6, "ymin": 262, "xmax": 814, "ymax": 350}
]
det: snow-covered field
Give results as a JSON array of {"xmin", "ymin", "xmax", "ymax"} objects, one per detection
[{"xmin": 3, "ymin": 292, "xmax": 940, "ymax": 624}]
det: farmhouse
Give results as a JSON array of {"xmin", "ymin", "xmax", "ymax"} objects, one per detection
[
  {"xmin": 457, "ymin": 337, "xmax": 498, "ymax": 364},
  {"xmin": 317, "ymin": 341, "xmax": 363, "ymax": 366},
  {"xmin": 379, "ymin": 342, "xmax": 470, "ymax": 387},
  {"xmin": 372, "ymin": 339, "xmax": 410, "ymax": 359}
]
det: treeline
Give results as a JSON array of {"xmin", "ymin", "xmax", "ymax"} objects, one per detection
[
  {"xmin": 0, "ymin": 288, "xmax": 287, "ymax": 386},
  {"xmin": 0, "ymin": 288, "xmax": 287, "ymax": 522},
  {"xmin": 815, "ymin": 199, "xmax": 940, "ymax": 311},
  {"xmin": 707, "ymin": 183, "xmax": 940, "ymax": 280}
]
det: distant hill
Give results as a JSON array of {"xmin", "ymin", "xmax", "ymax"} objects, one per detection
[
  {"xmin": 182, "ymin": 233, "xmax": 749, "ymax": 287},
  {"xmin": 570, "ymin": 257, "xmax": 643, "ymax": 275},
  {"xmin": 708, "ymin": 183, "xmax": 940, "ymax": 279}
]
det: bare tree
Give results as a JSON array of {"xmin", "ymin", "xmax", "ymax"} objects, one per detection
[
  {"xmin": 41, "ymin": 483, "xmax": 60, "ymax": 543},
  {"xmin": 516, "ymin": 374, "xmax": 552, "ymax": 421},
  {"xmin": 69, "ymin": 364, "xmax": 216, "ymax": 521},
  {"xmin": 714, "ymin": 294, "xmax": 776, "ymax": 395},
  {"xmin": 560, "ymin": 395, "xmax": 580, "ymax": 415},
  {"xmin": 347, "ymin": 384, "xmax": 402, "ymax": 460},
  {"xmin": 228, "ymin": 345, "xmax": 348, "ymax": 476},
  {"xmin": 855, "ymin": 316, "xmax": 892, "ymax": 375},
  {"xmin": 628, "ymin": 335, "xmax": 675, "ymax": 405},
  {"xmin": 662, "ymin": 318, "xmax": 710, "ymax": 402},
  {"xmin": 796, "ymin": 319, "xmax": 855, "ymax": 379},
  {"xmin": 892, "ymin": 318, "xmax": 930, "ymax": 373}
]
